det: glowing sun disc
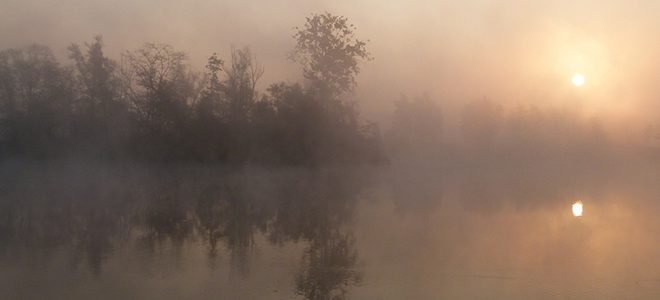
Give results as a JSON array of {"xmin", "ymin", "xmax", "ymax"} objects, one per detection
[
  {"xmin": 572, "ymin": 201, "xmax": 583, "ymax": 217},
  {"xmin": 572, "ymin": 73, "xmax": 586, "ymax": 86}
]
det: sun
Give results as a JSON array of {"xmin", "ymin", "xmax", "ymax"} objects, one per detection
[
  {"xmin": 572, "ymin": 201, "xmax": 583, "ymax": 217},
  {"xmin": 571, "ymin": 73, "xmax": 586, "ymax": 87}
]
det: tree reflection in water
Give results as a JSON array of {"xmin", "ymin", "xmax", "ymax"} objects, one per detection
[
  {"xmin": 0, "ymin": 163, "xmax": 368, "ymax": 299},
  {"xmin": 296, "ymin": 232, "xmax": 361, "ymax": 300}
]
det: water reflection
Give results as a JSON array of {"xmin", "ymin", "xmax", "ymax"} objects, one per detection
[
  {"xmin": 2, "ymin": 162, "xmax": 659, "ymax": 299},
  {"xmin": 0, "ymin": 164, "xmax": 368, "ymax": 299},
  {"xmin": 296, "ymin": 231, "xmax": 361, "ymax": 300}
]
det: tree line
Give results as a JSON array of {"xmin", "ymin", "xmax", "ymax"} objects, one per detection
[
  {"xmin": 0, "ymin": 13, "xmax": 381, "ymax": 165},
  {"xmin": 0, "ymin": 12, "xmax": 614, "ymax": 167}
]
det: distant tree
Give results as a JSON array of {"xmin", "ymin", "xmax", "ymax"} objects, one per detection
[
  {"xmin": 290, "ymin": 12, "xmax": 372, "ymax": 100},
  {"xmin": 249, "ymin": 96, "xmax": 279, "ymax": 161},
  {"xmin": 0, "ymin": 45, "xmax": 74, "ymax": 158},
  {"xmin": 263, "ymin": 81, "xmax": 381, "ymax": 165},
  {"xmin": 68, "ymin": 36, "xmax": 120, "ymax": 120},
  {"xmin": 461, "ymin": 99, "xmax": 503, "ymax": 148},
  {"xmin": 0, "ymin": 29, "xmax": 382, "ymax": 164},
  {"xmin": 265, "ymin": 82, "xmax": 318, "ymax": 164},
  {"xmin": 124, "ymin": 43, "xmax": 188, "ymax": 95},
  {"xmin": 224, "ymin": 46, "xmax": 263, "ymax": 123},
  {"xmin": 503, "ymin": 105, "xmax": 608, "ymax": 159},
  {"xmin": 68, "ymin": 36, "xmax": 128, "ymax": 156},
  {"xmin": 123, "ymin": 43, "xmax": 199, "ymax": 160},
  {"xmin": 187, "ymin": 53, "xmax": 226, "ymax": 161},
  {"xmin": 387, "ymin": 94, "xmax": 443, "ymax": 158},
  {"xmin": 196, "ymin": 53, "xmax": 224, "ymax": 120}
]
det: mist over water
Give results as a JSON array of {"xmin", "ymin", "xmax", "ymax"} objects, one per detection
[
  {"xmin": 2, "ymin": 1, "xmax": 660, "ymax": 299},
  {"xmin": 0, "ymin": 155, "xmax": 659, "ymax": 299}
]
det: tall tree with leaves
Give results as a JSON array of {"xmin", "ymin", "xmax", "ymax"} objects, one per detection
[
  {"xmin": 69, "ymin": 36, "xmax": 128, "ymax": 155},
  {"xmin": 290, "ymin": 13, "xmax": 372, "ymax": 100},
  {"xmin": 68, "ymin": 36, "xmax": 119, "ymax": 120},
  {"xmin": 197, "ymin": 53, "xmax": 224, "ymax": 120},
  {"xmin": 224, "ymin": 46, "xmax": 263, "ymax": 123}
]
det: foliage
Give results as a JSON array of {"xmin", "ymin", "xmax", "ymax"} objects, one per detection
[
  {"xmin": 0, "ymin": 14, "xmax": 379, "ymax": 165},
  {"xmin": 290, "ymin": 12, "xmax": 372, "ymax": 100},
  {"xmin": 0, "ymin": 45, "xmax": 75, "ymax": 158}
]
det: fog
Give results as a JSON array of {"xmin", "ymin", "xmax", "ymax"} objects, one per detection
[
  {"xmin": 1, "ymin": 1, "xmax": 660, "ymax": 299},
  {"xmin": 4, "ymin": 0, "xmax": 660, "ymax": 123},
  {"xmin": 1, "ymin": 156, "xmax": 659, "ymax": 299}
]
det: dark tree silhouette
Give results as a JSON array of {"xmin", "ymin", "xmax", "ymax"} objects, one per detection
[
  {"xmin": 222, "ymin": 46, "xmax": 264, "ymax": 163},
  {"xmin": 0, "ymin": 13, "xmax": 381, "ymax": 165},
  {"xmin": 0, "ymin": 45, "xmax": 74, "ymax": 158},
  {"xmin": 290, "ymin": 12, "xmax": 372, "ymax": 100},
  {"xmin": 68, "ymin": 36, "xmax": 120, "ymax": 121},
  {"xmin": 123, "ymin": 43, "xmax": 200, "ymax": 160},
  {"xmin": 196, "ymin": 53, "xmax": 224, "ymax": 120},
  {"xmin": 68, "ymin": 36, "xmax": 128, "ymax": 157},
  {"xmin": 224, "ymin": 46, "xmax": 263, "ymax": 123}
]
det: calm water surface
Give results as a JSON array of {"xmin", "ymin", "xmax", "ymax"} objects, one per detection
[{"xmin": 0, "ymin": 161, "xmax": 658, "ymax": 299}]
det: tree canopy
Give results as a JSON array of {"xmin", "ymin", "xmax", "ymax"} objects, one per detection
[
  {"xmin": 0, "ymin": 14, "xmax": 380, "ymax": 165},
  {"xmin": 290, "ymin": 12, "xmax": 372, "ymax": 99}
]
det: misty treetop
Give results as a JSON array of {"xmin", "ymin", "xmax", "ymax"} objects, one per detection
[
  {"xmin": 0, "ymin": 13, "xmax": 381, "ymax": 164},
  {"xmin": 290, "ymin": 12, "xmax": 372, "ymax": 100}
]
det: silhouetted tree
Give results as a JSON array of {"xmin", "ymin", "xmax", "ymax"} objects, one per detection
[
  {"xmin": 223, "ymin": 46, "xmax": 264, "ymax": 163},
  {"xmin": 260, "ymin": 81, "xmax": 381, "ymax": 165},
  {"xmin": 0, "ymin": 45, "xmax": 74, "ymax": 158},
  {"xmin": 0, "ymin": 15, "xmax": 382, "ymax": 164},
  {"xmin": 123, "ymin": 43, "xmax": 200, "ymax": 160},
  {"xmin": 265, "ymin": 82, "xmax": 323, "ymax": 164},
  {"xmin": 189, "ymin": 53, "xmax": 226, "ymax": 161},
  {"xmin": 291, "ymin": 12, "xmax": 371, "ymax": 100},
  {"xmin": 196, "ymin": 53, "xmax": 224, "ymax": 120},
  {"xmin": 224, "ymin": 46, "xmax": 263, "ymax": 123},
  {"xmin": 69, "ymin": 36, "xmax": 119, "ymax": 121},
  {"xmin": 68, "ymin": 36, "xmax": 128, "ymax": 156}
]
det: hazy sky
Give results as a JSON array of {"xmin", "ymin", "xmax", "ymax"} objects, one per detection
[{"xmin": 2, "ymin": 0, "xmax": 660, "ymax": 123}]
